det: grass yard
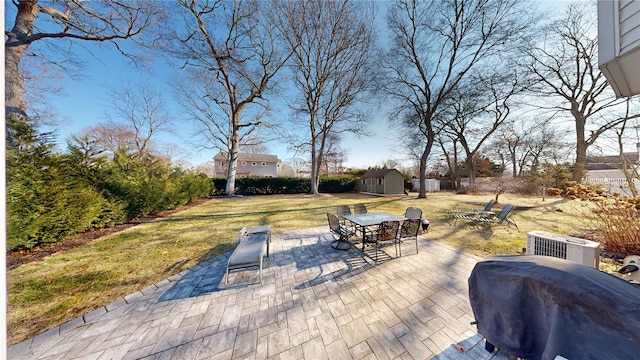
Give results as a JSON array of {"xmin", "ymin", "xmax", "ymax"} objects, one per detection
[{"xmin": 7, "ymin": 191, "xmax": 587, "ymax": 346}]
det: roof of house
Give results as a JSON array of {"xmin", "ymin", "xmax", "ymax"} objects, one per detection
[
  {"xmin": 213, "ymin": 152, "xmax": 279, "ymax": 163},
  {"xmin": 361, "ymin": 169, "xmax": 403, "ymax": 178}
]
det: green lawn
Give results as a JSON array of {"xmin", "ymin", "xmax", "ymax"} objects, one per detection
[{"xmin": 7, "ymin": 192, "xmax": 586, "ymax": 346}]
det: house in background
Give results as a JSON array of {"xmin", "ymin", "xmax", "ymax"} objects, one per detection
[
  {"xmin": 357, "ymin": 169, "xmax": 406, "ymax": 195},
  {"xmin": 584, "ymin": 143, "xmax": 640, "ymax": 196},
  {"xmin": 213, "ymin": 152, "xmax": 280, "ymax": 178}
]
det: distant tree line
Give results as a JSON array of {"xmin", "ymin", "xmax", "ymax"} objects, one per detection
[{"xmin": 6, "ymin": 120, "xmax": 214, "ymax": 252}]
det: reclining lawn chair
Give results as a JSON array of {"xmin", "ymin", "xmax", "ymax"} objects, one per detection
[
  {"xmin": 453, "ymin": 203, "xmax": 518, "ymax": 231},
  {"xmin": 448, "ymin": 199, "xmax": 496, "ymax": 218}
]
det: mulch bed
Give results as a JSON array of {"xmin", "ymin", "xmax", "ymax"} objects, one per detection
[{"xmin": 6, "ymin": 198, "xmax": 211, "ymax": 270}]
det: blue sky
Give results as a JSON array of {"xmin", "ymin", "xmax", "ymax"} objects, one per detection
[
  {"xmin": 4, "ymin": 2, "xmax": 399, "ymax": 170},
  {"xmin": 7, "ymin": 0, "xmax": 578, "ymax": 170}
]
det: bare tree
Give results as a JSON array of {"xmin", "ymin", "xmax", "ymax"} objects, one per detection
[
  {"xmin": 615, "ymin": 107, "xmax": 640, "ymax": 197},
  {"xmin": 522, "ymin": 3, "xmax": 640, "ymax": 183},
  {"xmin": 322, "ymin": 133, "xmax": 347, "ymax": 176},
  {"xmin": 491, "ymin": 118, "xmax": 566, "ymax": 178},
  {"xmin": 78, "ymin": 120, "xmax": 139, "ymax": 156},
  {"xmin": 104, "ymin": 79, "xmax": 172, "ymax": 158},
  {"xmin": 5, "ymin": 0, "xmax": 163, "ymax": 122},
  {"xmin": 380, "ymin": 0, "xmax": 536, "ymax": 198},
  {"xmin": 439, "ymin": 71, "xmax": 521, "ymax": 188},
  {"xmin": 168, "ymin": 0, "xmax": 288, "ymax": 195},
  {"xmin": 239, "ymin": 138, "xmax": 269, "ymax": 154},
  {"xmin": 273, "ymin": 0, "xmax": 378, "ymax": 194}
]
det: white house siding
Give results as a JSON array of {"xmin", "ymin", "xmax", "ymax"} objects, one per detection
[
  {"xmin": 598, "ymin": 0, "xmax": 640, "ymax": 96},
  {"xmin": 213, "ymin": 153, "xmax": 280, "ymax": 178}
]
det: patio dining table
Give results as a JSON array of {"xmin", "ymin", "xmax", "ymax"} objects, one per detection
[{"xmin": 342, "ymin": 212, "xmax": 407, "ymax": 251}]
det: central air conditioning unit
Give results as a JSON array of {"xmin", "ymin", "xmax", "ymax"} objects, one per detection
[{"xmin": 526, "ymin": 231, "xmax": 600, "ymax": 268}]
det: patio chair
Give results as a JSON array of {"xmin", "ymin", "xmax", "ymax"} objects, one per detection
[
  {"xmin": 336, "ymin": 205, "xmax": 355, "ymax": 231},
  {"xmin": 237, "ymin": 227, "xmax": 247, "ymax": 243},
  {"xmin": 448, "ymin": 199, "xmax": 496, "ymax": 218},
  {"xmin": 396, "ymin": 218, "xmax": 421, "ymax": 256},
  {"xmin": 225, "ymin": 228, "xmax": 268, "ymax": 286},
  {"xmin": 327, "ymin": 213, "xmax": 355, "ymax": 250},
  {"xmin": 364, "ymin": 220, "xmax": 400, "ymax": 261},
  {"xmin": 453, "ymin": 203, "xmax": 518, "ymax": 231},
  {"xmin": 337, "ymin": 205, "xmax": 352, "ymax": 221},
  {"xmin": 404, "ymin": 207, "xmax": 422, "ymax": 219},
  {"xmin": 354, "ymin": 203, "xmax": 368, "ymax": 214}
]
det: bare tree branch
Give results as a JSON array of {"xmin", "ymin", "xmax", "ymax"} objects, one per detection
[{"xmin": 273, "ymin": 0, "xmax": 378, "ymax": 194}]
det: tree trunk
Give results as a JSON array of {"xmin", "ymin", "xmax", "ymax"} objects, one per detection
[
  {"xmin": 418, "ymin": 147, "xmax": 428, "ymax": 198},
  {"xmin": 417, "ymin": 123, "xmax": 435, "ymax": 198},
  {"xmin": 466, "ymin": 156, "xmax": 476, "ymax": 191},
  {"xmin": 309, "ymin": 112, "xmax": 320, "ymax": 195},
  {"xmin": 572, "ymin": 110, "xmax": 587, "ymax": 183},
  {"xmin": 5, "ymin": 0, "xmax": 36, "ymax": 122},
  {"xmin": 225, "ymin": 113, "xmax": 241, "ymax": 196}
]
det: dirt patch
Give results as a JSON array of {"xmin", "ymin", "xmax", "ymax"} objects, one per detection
[{"xmin": 6, "ymin": 198, "xmax": 212, "ymax": 270}]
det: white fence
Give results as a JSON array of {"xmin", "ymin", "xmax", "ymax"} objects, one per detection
[
  {"xmin": 584, "ymin": 178, "xmax": 639, "ymax": 197},
  {"xmin": 411, "ymin": 179, "xmax": 440, "ymax": 192}
]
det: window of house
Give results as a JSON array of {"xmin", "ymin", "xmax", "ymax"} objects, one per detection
[
  {"xmin": 242, "ymin": 161, "xmax": 247, "ymax": 165},
  {"xmin": 252, "ymin": 162, "xmax": 257, "ymax": 166},
  {"xmin": 378, "ymin": 178, "xmax": 383, "ymax": 185},
  {"xmin": 261, "ymin": 162, "xmax": 266, "ymax": 166}
]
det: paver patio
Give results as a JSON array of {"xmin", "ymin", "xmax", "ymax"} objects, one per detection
[{"xmin": 9, "ymin": 226, "xmax": 512, "ymax": 360}]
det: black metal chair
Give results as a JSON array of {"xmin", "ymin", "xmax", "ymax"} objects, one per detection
[
  {"xmin": 404, "ymin": 207, "xmax": 422, "ymax": 219},
  {"xmin": 336, "ymin": 205, "xmax": 355, "ymax": 232},
  {"xmin": 364, "ymin": 220, "xmax": 400, "ymax": 261},
  {"xmin": 327, "ymin": 213, "xmax": 355, "ymax": 250},
  {"xmin": 354, "ymin": 203, "xmax": 367, "ymax": 214},
  {"xmin": 396, "ymin": 218, "xmax": 421, "ymax": 256}
]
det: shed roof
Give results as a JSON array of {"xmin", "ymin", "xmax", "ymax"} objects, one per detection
[{"xmin": 361, "ymin": 169, "xmax": 403, "ymax": 178}]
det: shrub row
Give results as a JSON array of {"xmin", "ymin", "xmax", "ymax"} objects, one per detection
[
  {"xmin": 6, "ymin": 122, "xmax": 215, "ymax": 251},
  {"xmin": 211, "ymin": 176, "xmax": 357, "ymax": 196}
]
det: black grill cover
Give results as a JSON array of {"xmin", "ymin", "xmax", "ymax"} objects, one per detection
[{"xmin": 468, "ymin": 255, "xmax": 640, "ymax": 360}]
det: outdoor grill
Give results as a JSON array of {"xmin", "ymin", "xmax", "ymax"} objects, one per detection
[{"xmin": 468, "ymin": 255, "xmax": 640, "ymax": 359}]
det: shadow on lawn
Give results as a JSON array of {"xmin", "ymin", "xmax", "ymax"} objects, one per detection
[{"xmin": 150, "ymin": 197, "xmax": 406, "ymax": 224}]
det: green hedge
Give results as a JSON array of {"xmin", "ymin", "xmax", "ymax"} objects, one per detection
[
  {"xmin": 212, "ymin": 176, "xmax": 357, "ymax": 196},
  {"xmin": 99, "ymin": 153, "xmax": 214, "ymax": 218},
  {"xmin": 6, "ymin": 121, "xmax": 216, "ymax": 251}
]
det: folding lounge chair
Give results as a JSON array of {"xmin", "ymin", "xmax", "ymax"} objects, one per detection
[
  {"xmin": 448, "ymin": 199, "xmax": 496, "ymax": 217},
  {"xmin": 225, "ymin": 228, "xmax": 268, "ymax": 286},
  {"xmin": 453, "ymin": 203, "xmax": 518, "ymax": 231}
]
